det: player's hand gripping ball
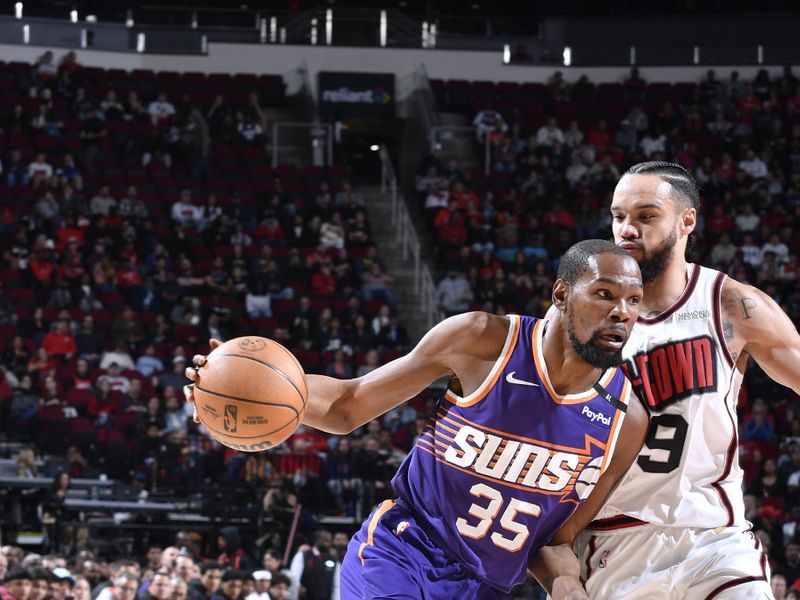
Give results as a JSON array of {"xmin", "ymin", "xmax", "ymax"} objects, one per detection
[{"xmin": 192, "ymin": 337, "xmax": 307, "ymax": 452}]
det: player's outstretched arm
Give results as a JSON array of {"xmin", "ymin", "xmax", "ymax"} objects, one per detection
[
  {"xmin": 527, "ymin": 393, "xmax": 648, "ymax": 600},
  {"xmin": 302, "ymin": 311, "xmax": 508, "ymax": 434},
  {"xmin": 722, "ymin": 278, "xmax": 800, "ymax": 393},
  {"xmin": 183, "ymin": 312, "xmax": 510, "ymax": 435}
]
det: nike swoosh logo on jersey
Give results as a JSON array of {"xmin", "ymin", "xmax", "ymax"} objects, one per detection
[{"xmin": 505, "ymin": 372, "xmax": 539, "ymax": 387}]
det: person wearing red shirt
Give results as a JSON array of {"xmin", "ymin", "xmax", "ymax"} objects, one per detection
[
  {"xmin": 311, "ymin": 262, "xmax": 337, "ymax": 296},
  {"xmin": 706, "ymin": 204, "xmax": 734, "ymax": 235},
  {"xmin": 437, "ymin": 211, "xmax": 468, "ymax": 249},
  {"xmin": 87, "ymin": 379, "xmax": 119, "ymax": 421},
  {"xmin": 586, "ymin": 120, "xmax": 611, "ymax": 149},
  {"xmin": 41, "ymin": 321, "xmax": 77, "ymax": 359},
  {"xmin": 738, "ymin": 84, "xmax": 762, "ymax": 113},
  {"xmin": 116, "ymin": 258, "xmax": 143, "ymax": 288},
  {"xmin": 55, "ymin": 217, "xmax": 85, "ymax": 251},
  {"xmin": 541, "ymin": 202, "xmax": 575, "ymax": 229},
  {"xmin": 449, "ymin": 181, "xmax": 480, "ymax": 211}
]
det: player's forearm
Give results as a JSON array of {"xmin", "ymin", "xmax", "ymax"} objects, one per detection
[
  {"xmin": 528, "ymin": 545, "xmax": 588, "ymax": 600},
  {"xmin": 303, "ymin": 372, "xmax": 408, "ymax": 435},
  {"xmin": 302, "ymin": 374, "xmax": 359, "ymax": 434}
]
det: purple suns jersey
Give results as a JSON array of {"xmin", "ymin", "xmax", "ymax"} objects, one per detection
[{"xmin": 391, "ymin": 314, "xmax": 633, "ymax": 591}]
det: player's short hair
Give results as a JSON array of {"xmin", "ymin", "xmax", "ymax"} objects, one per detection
[
  {"xmin": 271, "ymin": 574, "xmax": 291, "ymax": 588},
  {"xmin": 557, "ymin": 239, "xmax": 631, "ymax": 286},
  {"xmin": 626, "ymin": 161, "xmax": 699, "ymax": 210}
]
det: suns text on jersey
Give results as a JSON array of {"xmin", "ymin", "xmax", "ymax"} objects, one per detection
[
  {"xmin": 621, "ymin": 334, "xmax": 717, "ymax": 410},
  {"xmin": 439, "ymin": 424, "xmax": 592, "ymax": 493}
]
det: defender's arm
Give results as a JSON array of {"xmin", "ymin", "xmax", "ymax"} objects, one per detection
[{"xmin": 721, "ymin": 278, "xmax": 800, "ymax": 394}]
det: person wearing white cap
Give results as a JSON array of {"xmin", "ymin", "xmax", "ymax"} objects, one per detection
[
  {"xmin": 245, "ymin": 572, "xmax": 270, "ymax": 600},
  {"xmin": 49, "ymin": 568, "xmax": 74, "ymax": 600}
]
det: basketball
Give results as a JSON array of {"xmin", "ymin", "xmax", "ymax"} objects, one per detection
[{"xmin": 193, "ymin": 336, "xmax": 308, "ymax": 452}]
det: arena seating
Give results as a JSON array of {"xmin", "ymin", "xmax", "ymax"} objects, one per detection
[{"xmin": 0, "ymin": 52, "xmax": 415, "ymax": 549}]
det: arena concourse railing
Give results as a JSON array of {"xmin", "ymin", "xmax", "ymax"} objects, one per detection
[
  {"xmin": 379, "ymin": 146, "xmax": 443, "ymax": 330},
  {"xmin": 270, "ymin": 121, "xmax": 333, "ymax": 168}
]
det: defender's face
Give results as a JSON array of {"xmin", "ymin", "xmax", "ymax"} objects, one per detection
[
  {"xmin": 567, "ymin": 253, "xmax": 642, "ymax": 368},
  {"xmin": 611, "ymin": 175, "xmax": 685, "ymax": 280}
]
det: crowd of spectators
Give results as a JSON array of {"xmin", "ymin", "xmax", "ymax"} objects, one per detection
[
  {"xmin": 0, "ymin": 49, "xmax": 420, "ymax": 579},
  {"xmin": 422, "ymin": 65, "xmax": 800, "ymax": 595},
  {"xmin": 0, "ymin": 537, "xmax": 345, "ymax": 600}
]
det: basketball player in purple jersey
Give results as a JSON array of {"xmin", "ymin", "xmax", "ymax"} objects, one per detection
[
  {"xmin": 539, "ymin": 162, "xmax": 800, "ymax": 599},
  {"xmin": 184, "ymin": 240, "xmax": 648, "ymax": 599}
]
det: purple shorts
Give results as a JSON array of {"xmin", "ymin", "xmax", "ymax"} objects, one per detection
[{"xmin": 340, "ymin": 499, "xmax": 509, "ymax": 600}]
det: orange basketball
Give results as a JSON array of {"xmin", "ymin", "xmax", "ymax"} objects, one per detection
[{"xmin": 193, "ymin": 336, "xmax": 307, "ymax": 452}]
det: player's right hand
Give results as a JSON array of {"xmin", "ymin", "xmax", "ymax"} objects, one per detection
[{"xmin": 183, "ymin": 338, "xmax": 223, "ymax": 423}]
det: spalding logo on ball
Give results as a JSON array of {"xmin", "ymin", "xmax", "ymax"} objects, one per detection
[
  {"xmin": 193, "ymin": 336, "xmax": 308, "ymax": 452},
  {"xmin": 238, "ymin": 337, "xmax": 267, "ymax": 352}
]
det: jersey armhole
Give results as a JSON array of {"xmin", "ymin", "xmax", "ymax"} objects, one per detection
[
  {"xmin": 443, "ymin": 314, "xmax": 520, "ymax": 407},
  {"xmin": 711, "ymin": 272, "xmax": 735, "ymax": 369}
]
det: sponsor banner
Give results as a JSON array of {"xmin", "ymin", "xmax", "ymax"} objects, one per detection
[{"xmin": 318, "ymin": 71, "xmax": 395, "ymax": 118}]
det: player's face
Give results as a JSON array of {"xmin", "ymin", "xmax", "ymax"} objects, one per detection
[
  {"xmin": 567, "ymin": 253, "xmax": 642, "ymax": 369},
  {"xmin": 611, "ymin": 174, "xmax": 691, "ymax": 283}
]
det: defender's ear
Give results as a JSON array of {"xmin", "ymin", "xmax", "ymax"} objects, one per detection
[{"xmin": 680, "ymin": 207, "xmax": 697, "ymax": 237}]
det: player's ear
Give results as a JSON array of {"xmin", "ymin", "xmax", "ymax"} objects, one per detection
[
  {"xmin": 551, "ymin": 279, "xmax": 568, "ymax": 312},
  {"xmin": 680, "ymin": 207, "xmax": 697, "ymax": 236}
]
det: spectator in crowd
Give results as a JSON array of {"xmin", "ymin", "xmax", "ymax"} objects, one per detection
[
  {"xmin": 245, "ymin": 572, "xmax": 270, "ymax": 600},
  {"xmin": 41, "ymin": 321, "xmax": 77, "ymax": 359},
  {"xmin": 217, "ymin": 529, "xmax": 255, "ymax": 572},
  {"xmin": 28, "ymin": 153, "xmax": 53, "ymax": 188},
  {"xmin": 149, "ymin": 93, "xmax": 176, "ymax": 126},
  {"xmin": 739, "ymin": 148, "xmax": 768, "ymax": 179},
  {"xmin": 535, "ymin": 118, "xmax": 564, "ymax": 146},
  {"xmin": 3, "ymin": 568, "xmax": 32, "ymax": 600},
  {"xmin": 189, "ymin": 563, "xmax": 220, "ymax": 600},
  {"xmin": 90, "ymin": 186, "xmax": 117, "ymax": 217},
  {"xmin": 288, "ymin": 531, "xmax": 337, "ymax": 600},
  {"xmin": 266, "ymin": 576, "xmax": 290, "ymax": 600},
  {"xmin": 435, "ymin": 267, "xmax": 473, "ymax": 317},
  {"xmin": 139, "ymin": 570, "xmax": 171, "ymax": 600},
  {"xmin": 210, "ymin": 571, "xmax": 240, "ymax": 600},
  {"xmin": 171, "ymin": 191, "xmax": 204, "ymax": 229}
]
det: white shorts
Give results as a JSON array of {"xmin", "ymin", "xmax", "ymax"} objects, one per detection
[{"xmin": 573, "ymin": 521, "xmax": 772, "ymax": 599}]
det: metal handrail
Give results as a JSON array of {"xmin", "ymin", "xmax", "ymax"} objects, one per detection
[
  {"xmin": 429, "ymin": 125, "xmax": 491, "ymax": 175},
  {"xmin": 271, "ymin": 121, "xmax": 333, "ymax": 168},
  {"xmin": 379, "ymin": 146, "xmax": 443, "ymax": 330}
]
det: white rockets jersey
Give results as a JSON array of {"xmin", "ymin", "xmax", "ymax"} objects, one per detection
[{"xmin": 596, "ymin": 263, "xmax": 745, "ymax": 528}]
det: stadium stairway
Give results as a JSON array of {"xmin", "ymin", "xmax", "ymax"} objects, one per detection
[
  {"xmin": 265, "ymin": 106, "xmax": 317, "ymax": 167},
  {"xmin": 362, "ymin": 185, "xmax": 432, "ymax": 342},
  {"xmin": 437, "ymin": 111, "xmax": 482, "ymax": 172}
]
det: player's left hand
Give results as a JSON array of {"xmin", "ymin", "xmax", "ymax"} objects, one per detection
[{"xmin": 183, "ymin": 338, "xmax": 223, "ymax": 423}]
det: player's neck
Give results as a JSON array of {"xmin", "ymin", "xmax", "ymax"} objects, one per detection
[
  {"xmin": 640, "ymin": 258, "xmax": 690, "ymax": 319},
  {"xmin": 542, "ymin": 319, "xmax": 605, "ymax": 395}
]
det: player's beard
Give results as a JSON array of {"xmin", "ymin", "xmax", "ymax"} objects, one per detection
[
  {"xmin": 567, "ymin": 314, "xmax": 625, "ymax": 370},
  {"xmin": 638, "ymin": 229, "xmax": 678, "ymax": 283}
]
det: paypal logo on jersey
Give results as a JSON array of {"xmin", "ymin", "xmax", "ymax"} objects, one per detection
[{"xmin": 581, "ymin": 405, "xmax": 611, "ymax": 426}]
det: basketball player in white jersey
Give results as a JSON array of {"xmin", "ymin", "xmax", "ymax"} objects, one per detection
[{"xmin": 540, "ymin": 161, "xmax": 800, "ymax": 599}]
